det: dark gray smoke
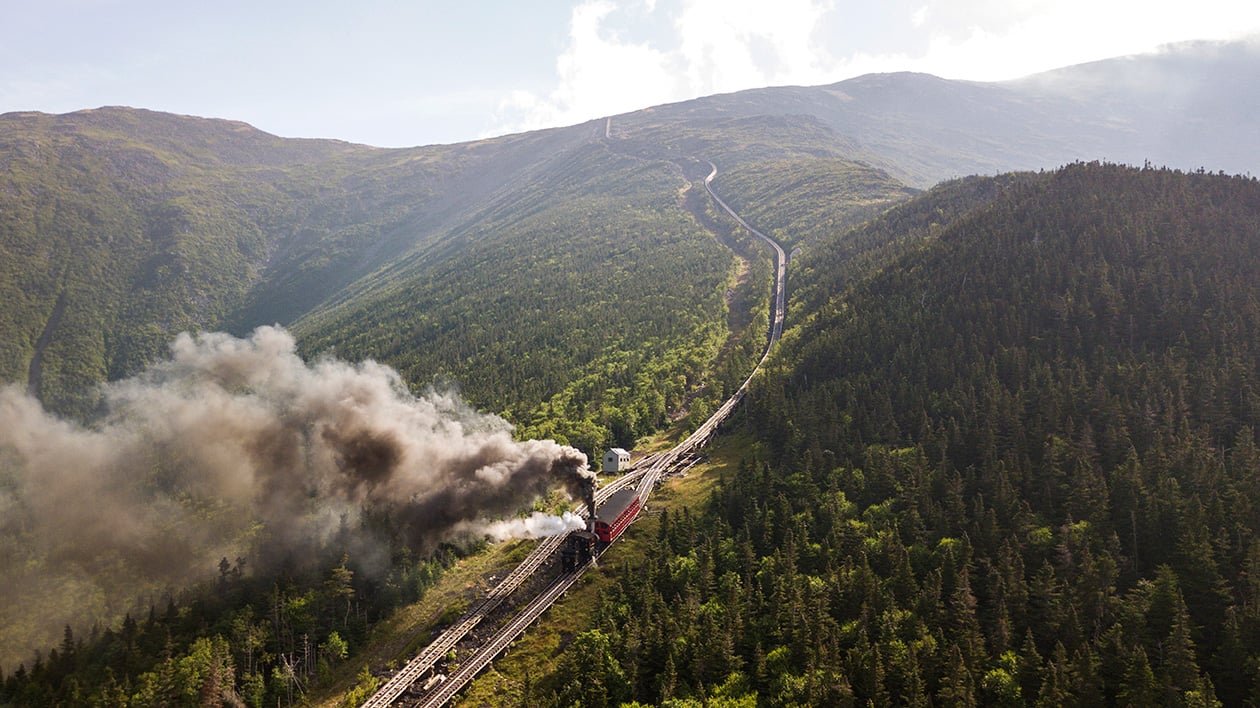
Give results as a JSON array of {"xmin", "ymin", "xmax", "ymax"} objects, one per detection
[{"xmin": 0, "ymin": 325, "xmax": 594, "ymax": 666}]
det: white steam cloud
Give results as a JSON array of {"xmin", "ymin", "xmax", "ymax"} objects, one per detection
[{"xmin": 468, "ymin": 511, "xmax": 588, "ymax": 542}]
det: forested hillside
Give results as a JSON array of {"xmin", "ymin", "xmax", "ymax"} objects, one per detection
[
  {"xmin": 0, "ymin": 108, "xmax": 350, "ymax": 414},
  {"xmin": 0, "ymin": 103, "xmax": 916, "ymax": 693},
  {"xmin": 0, "ymin": 105, "xmax": 916, "ymax": 456},
  {"xmin": 0, "ymin": 108, "xmax": 621, "ymax": 419},
  {"xmin": 294, "ymin": 118, "xmax": 919, "ymax": 453},
  {"xmin": 7, "ymin": 35, "xmax": 1257, "ymax": 420},
  {"xmin": 704, "ymin": 158, "xmax": 919, "ymax": 252},
  {"xmin": 537, "ymin": 164, "xmax": 1260, "ymax": 705}
]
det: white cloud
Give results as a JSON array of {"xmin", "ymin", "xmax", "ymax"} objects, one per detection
[
  {"xmin": 673, "ymin": 0, "xmax": 839, "ymax": 94},
  {"xmin": 842, "ymin": 0, "xmax": 1260, "ymax": 81},
  {"xmin": 492, "ymin": 0, "xmax": 678, "ymax": 135},
  {"xmin": 492, "ymin": 0, "xmax": 841, "ymax": 135}
]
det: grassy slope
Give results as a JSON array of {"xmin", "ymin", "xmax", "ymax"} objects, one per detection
[
  {"xmin": 306, "ymin": 539, "xmax": 536, "ymax": 708},
  {"xmin": 0, "ymin": 108, "xmax": 354, "ymax": 414},
  {"xmin": 708, "ymin": 158, "xmax": 919, "ymax": 252}
]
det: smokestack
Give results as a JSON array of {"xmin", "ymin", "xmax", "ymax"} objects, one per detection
[{"xmin": 585, "ymin": 484, "xmax": 598, "ymax": 531}]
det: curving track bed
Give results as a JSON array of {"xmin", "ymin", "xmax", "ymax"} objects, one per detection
[
  {"xmin": 363, "ymin": 159, "xmax": 786, "ymax": 707},
  {"xmin": 633, "ymin": 162, "xmax": 787, "ymax": 502}
]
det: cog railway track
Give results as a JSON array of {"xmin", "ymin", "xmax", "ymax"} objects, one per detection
[{"xmin": 363, "ymin": 156, "xmax": 786, "ymax": 707}]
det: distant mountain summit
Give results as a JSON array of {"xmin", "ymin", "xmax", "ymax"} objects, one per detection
[
  {"xmin": 616, "ymin": 36, "xmax": 1260, "ymax": 186},
  {"xmin": 1006, "ymin": 37, "xmax": 1260, "ymax": 175}
]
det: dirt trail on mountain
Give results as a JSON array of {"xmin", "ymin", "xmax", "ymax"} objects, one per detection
[{"xmin": 26, "ymin": 288, "xmax": 67, "ymax": 401}]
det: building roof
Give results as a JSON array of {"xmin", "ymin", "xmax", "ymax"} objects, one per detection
[
  {"xmin": 596, "ymin": 488, "xmax": 638, "ymax": 522},
  {"xmin": 607, "ymin": 447, "xmax": 630, "ymax": 456}
]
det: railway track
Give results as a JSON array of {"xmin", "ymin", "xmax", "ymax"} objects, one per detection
[
  {"xmin": 414, "ymin": 454, "xmax": 697, "ymax": 708},
  {"xmin": 705, "ymin": 161, "xmax": 787, "ymax": 349},
  {"xmin": 360, "ymin": 467, "xmax": 648, "ymax": 708},
  {"xmin": 418, "ymin": 549, "xmax": 592, "ymax": 707},
  {"xmin": 633, "ymin": 162, "xmax": 786, "ymax": 501},
  {"xmin": 364, "ymin": 159, "xmax": 786, "ymax": 707}
]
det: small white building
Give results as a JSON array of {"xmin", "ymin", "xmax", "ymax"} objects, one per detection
[{"xmin": 602, "ymin": 447, "xmax": 632, "ymax": 474}]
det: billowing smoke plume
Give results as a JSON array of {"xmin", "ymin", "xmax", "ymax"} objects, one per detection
[{"xmin": 0, "ymin": 326, "xmax": 595, "ymax": 666}]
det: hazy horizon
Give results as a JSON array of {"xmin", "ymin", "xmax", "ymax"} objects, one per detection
[{"xmin": 4, "ymin": 1, "xmax": 1259, "ymax": 148}]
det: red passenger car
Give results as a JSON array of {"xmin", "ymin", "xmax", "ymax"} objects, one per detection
[{"xmin": 592, "ymin": 488, "xmax": 640, "ymax": 543}]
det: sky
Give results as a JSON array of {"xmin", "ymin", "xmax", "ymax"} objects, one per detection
[{"xmin": 3, "ymin": 0, "xmax": 1259, "ymax": 148}]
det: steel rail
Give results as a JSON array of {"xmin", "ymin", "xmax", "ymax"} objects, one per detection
[
  {"xmin": 417, "ymin": 565, "xmax": 588, "ymax": 708},
  {"xmin": 360, "ymin": 469, "xmax": 648, "ymax": 707},
  {"xmin": 415, "ymin": 448, "xmax": 723, "ymax": 706}
]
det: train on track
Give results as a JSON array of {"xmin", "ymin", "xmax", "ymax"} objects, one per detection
[
  {"xmin": 592, "ymin": 488, "xmax": 640, "ymax": 543},
  {"xmin": 561, "ymin": 488, "xmax": 641, "ymax": 571}
]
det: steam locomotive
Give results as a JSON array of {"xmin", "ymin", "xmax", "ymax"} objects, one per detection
[{"xmin": 561, "ymin": 488, "xmax": 641, "ymax": 571}]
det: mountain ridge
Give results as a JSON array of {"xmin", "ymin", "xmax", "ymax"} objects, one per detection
[
  {"xmin": 611, "ymin": 36, "xmax": 1260, "ymax": 186},
  {"xmin": 3, "ymin": 36, "xmax": 1258, "ymax": 418}
]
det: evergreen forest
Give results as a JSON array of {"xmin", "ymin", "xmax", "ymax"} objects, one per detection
[{"xmin": 531, "ymin": 163, "xmax": 1260, "ymax": 706}]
